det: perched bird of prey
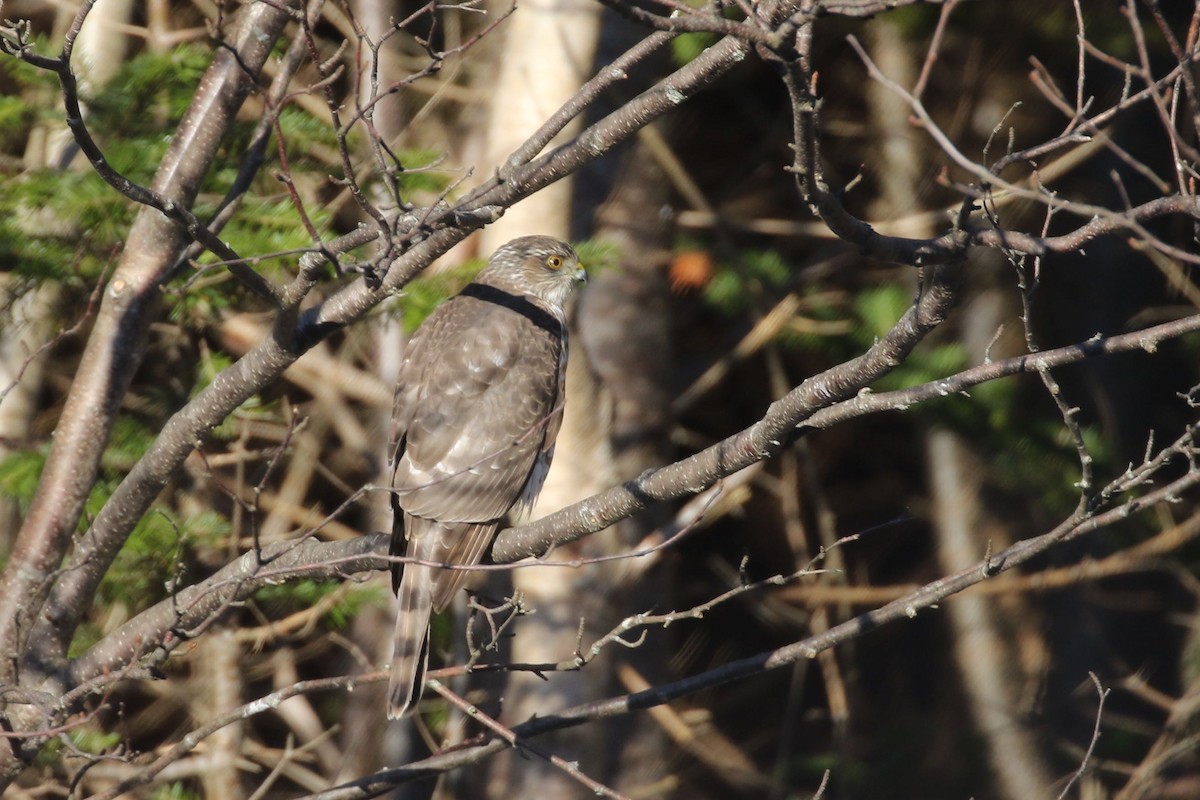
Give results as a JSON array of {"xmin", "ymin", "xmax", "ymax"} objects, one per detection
[{"xmin": 386, "ymin": 235, "xmax": 586, "ymax": 719}]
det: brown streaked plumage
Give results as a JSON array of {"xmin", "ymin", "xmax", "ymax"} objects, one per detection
[{"xmin": 386, "ymin": 235, "xmax": 585, "ymax": 719}]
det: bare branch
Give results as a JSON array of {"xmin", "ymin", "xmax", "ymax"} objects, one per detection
[
  {"xmin": 1058, "ymin": 673, "xmax": 1110, "ymax": 800},
  {"xmin": 0, "ymin": 0, "xmax": 303, "ymax": 698},
  {"xmin": 495, "ymin": 310, "xmax": 1200, "ymax": 561},
  {"xmin": 495, "ymin": 259, "xmax": 961, "ymax": 561},
  {"xmin": 428, "ymin": 680, "xmax": 632, "ymax": 800}
]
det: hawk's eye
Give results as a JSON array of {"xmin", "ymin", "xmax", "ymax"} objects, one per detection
[{"xmin": 546, "ymin": 255, "xmax": 564, "ymax": 270}]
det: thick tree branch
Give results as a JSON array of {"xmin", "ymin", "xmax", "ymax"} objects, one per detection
[
  {"xmin": 494, "ymin": 311, "xmax": 1200, "ymax": 561},
  {"xmin": 29, "ymin": 227, "xmax": 380, "ymax": 680},
  {"xmin": 493, "ymin": 259, "xmax": 963, "ymax": 561},
  {"xmin": 68, "ymin": 533, "xmax": 388, "ymax": 688},
  {"xmin": 0, "ymin": 0, "xmax": 300, "ymax": 697}
]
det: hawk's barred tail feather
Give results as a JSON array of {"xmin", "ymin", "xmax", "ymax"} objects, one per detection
[{"xmin": 387, "ymin": 564, "xmax": 433, "ymax": 719}]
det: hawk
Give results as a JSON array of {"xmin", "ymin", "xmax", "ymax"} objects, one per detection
[{"xmin": 386, "ymin": 235, "xmax": 585, "ymax": 719}]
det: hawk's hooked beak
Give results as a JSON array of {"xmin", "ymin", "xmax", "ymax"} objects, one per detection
[{"xmin": 573, "ymin": 265, "xmax": 587, "ymax": 284}]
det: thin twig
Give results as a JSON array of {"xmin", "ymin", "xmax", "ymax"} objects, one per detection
[
  {"xmin": 427, "ymin": 680, "xmax": 632, "ymax": 800},
  {"xmin": 1058, "ymin": 673, "xmax": 1109, "ymax": 800}
]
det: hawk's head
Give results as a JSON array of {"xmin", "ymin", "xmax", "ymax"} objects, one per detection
[{"xmin": 477, "ymin": 235, "xmax": 586, "ymax": 313}]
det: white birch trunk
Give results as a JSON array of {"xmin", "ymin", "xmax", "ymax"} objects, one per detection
[{"xmin": 477, "ymin": 3, "xmax": 603, "ymax": 797}]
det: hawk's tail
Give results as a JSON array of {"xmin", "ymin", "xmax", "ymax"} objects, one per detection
[{"xmin": 387, "ymin": 563, "xmax": 433, "ymax": 719}]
